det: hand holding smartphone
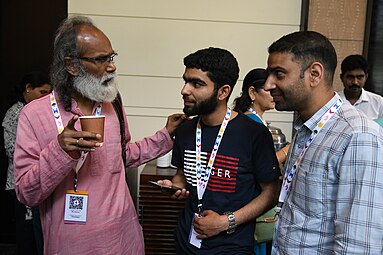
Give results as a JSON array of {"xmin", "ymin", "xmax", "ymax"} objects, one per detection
[{"xmin": 148, "ymin": 181, "xmax": 181, "ymax": 195}]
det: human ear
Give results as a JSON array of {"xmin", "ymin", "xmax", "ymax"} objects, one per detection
[
  {"xmin": 248, "ymin": 86, "xmax": 256, "ymax": 101},
  {"xmin": 218, "ymin": 84, "xmax": 231, "ymax": 101},
  {"xmin": 308, "ymin": 62, "xmax": 323, "ymax": 87},
  {"xmin": 65, "ymin": 57, "xmax": 78, "ymax": 76}
]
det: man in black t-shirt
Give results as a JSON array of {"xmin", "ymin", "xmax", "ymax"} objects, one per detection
[{"xmin": 158, "ymin": 47, "xmax": 280, "ymax": 254}]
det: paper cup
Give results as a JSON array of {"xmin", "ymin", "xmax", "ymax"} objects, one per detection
[
  {"xmin": 156, "ymin": 151, "xmax": 172, "ymax": 168},
  {"xmin": 79, "ymin": 115, "xmax": 105, "ymax": 143}
]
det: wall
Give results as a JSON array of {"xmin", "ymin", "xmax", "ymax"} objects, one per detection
[
  {"xmin": 69, "ymin": 0, "xmax": 302, "ymax": 142},
  {"xmin": 68, "ymin": 1, "xmax": 302, "ymax": 205}
]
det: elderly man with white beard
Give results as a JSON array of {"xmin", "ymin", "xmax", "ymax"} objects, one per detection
[{"xmin": 13, "ymin": 16, "xmax": 185, "ymax": 255}]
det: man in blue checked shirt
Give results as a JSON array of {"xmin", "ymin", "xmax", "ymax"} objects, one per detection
[{"xmin": 264, "ymin": 31, "xmax": 383, "ymax": 254}]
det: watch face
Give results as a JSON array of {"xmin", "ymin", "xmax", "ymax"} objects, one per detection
[{"xmin": 228, "ymin": 215, "xmax": 235, "ymax": 221}]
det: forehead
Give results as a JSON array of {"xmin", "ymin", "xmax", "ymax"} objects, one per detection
[
  {"xmin": 76, "ymin": 25, "xmax": 113, "ymax": 56},
  {"xmin": 267, "ymin": 52, "xmax": 299, "ymax": 69},
  {"xmin": 184, "ymin": 68, "xmax": 211, "ymax": 81},
  {"xmin": 343, "ymin": 69, "xmax": 366, "ymax": 76}
]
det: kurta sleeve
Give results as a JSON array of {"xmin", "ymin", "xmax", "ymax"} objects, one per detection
[
  {"xmin": 121, "ymin": 106, "xmax": 174, "ymax": 168},
  {"xmin": 14, "ymin": 108, "xmax": 78, "ymax": 207}
]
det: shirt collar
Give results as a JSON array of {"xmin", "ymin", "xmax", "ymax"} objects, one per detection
[
  {"xmin": 355, "ymin": 88, "xmax": 369, "ymax": 104},
  {"xmin": 294, "ymin": 92, "xmax": 341, "ymax": 133}
]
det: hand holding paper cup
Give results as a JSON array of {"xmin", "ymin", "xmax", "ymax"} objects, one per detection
[{"xmin": 79, "ymin": 115, "xmax": 105, "ymax": 144}]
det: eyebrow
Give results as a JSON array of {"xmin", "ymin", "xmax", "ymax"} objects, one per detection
[
  {"xmin": 267, "ymin": 66, "xmax": 286, "ymax": 73},
  {"xmin": 182, "ymin": 75, "xmax": 207, "ymax": 85}
]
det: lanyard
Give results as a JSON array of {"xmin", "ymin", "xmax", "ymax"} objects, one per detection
[
  {"xmin": 50, "ymin": 91, "xmax": 102, "ymax": 192},
  {"xmin": 247, "ymin": 107, "xmax": 267, "ymax": 126},
  {"xmin": 275, "ymin": 96, "xmax": 343, "ymax": 214},
  {"xmin": 195, "ymin": 108, "xmax": 231, "ymax": 214}
]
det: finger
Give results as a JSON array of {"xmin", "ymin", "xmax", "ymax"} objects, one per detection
[
  {"xmin": 196, "ymin": 233, "xmax": 208, "ymax": 239},
  {"xmin": 66, "ymin": 115, "xmax": 79, "ymax": 130}
]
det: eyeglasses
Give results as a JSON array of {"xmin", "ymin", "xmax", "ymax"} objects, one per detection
[{"xmin": 78, "ymin": 52, "xmax": 118, "ymax": 65}]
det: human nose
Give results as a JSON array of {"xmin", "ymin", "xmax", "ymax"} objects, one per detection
[
  {"xmin": 181, "ymin": 83, "xmax": 190, "ymax": 95},
  {"xmin": 351, "ymin": 77, "xmax": 360, "ymax": 85},
  {"xmin": 106, "ymin": 61, "xmax": 116, "ymax": 73},
  {"xmin": 264, "ymin": 76, "xmax": 276, "ymax": 91}
]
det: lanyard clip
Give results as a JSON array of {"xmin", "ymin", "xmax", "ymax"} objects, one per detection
[
  {"xmin": 73, "ymin": 172, "xmax": 78, "ymax": 193},
  {"xmin": 274, "ymin": 202, "xmax": 283, "ymax": 218},
  {"xmin": 197, "ymin": 200, "xmax": 203, "ymax": 215}
]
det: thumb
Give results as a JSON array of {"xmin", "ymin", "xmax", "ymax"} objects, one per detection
[{"xmin": 66, "ymin": 115, "xmax": 79, "ymax": 130}]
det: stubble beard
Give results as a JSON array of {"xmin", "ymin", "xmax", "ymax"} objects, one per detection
[{"xmin": 72, "ymin": 68, "xmax": 118, "ymax": 102}]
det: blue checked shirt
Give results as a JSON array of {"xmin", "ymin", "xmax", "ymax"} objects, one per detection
[{"xmin": 273, "ymin": 93, "xmax": 383, "ymax": 254}]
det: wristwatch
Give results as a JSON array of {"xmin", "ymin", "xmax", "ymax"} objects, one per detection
[{"xmin": 223, "ymin": 211, "xmax": 237, "ymax": 234}]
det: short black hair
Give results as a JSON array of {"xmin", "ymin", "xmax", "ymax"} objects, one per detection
[
  {"xmin": 183, "ymin": 47, "xmax": 240, "ymax": 99},
  {"xmin": 341, "ymin": 54, "xmax": 368, "ymax": 75},
  {"xmin": 268, "ymin": 31, "xmax": 337, "ymax": 86}
]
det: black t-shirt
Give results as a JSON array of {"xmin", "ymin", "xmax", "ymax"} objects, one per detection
[{"xmin": 172, "ymin": 112, "xmax": 280, "ymax": 254}]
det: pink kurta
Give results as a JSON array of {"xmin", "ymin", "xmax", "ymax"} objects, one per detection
[{"xmin": 14, "ymin": 92, "xmax": 173, "ymax": 255}]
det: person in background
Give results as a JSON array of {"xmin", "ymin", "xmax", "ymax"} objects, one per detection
[
  {"xmin": 13, "ymin": 16, "xmax": 185, "ymax": 254},
  {"xmin": 265, "ymin": 31, "xmax": 383, "ymax": 254},
  {"xmin": 338, "ymin": 54, "xmax": 383, "ymax": 119},
  {"xmin": 233, "ymin": 68, "xmax": 290, "ymax": 164},
  {"xmin": 159, "ymin": 47, "xmax": 280, "ymax": 254},
  {"xmin": 233, "ymin": 68, "xmax": 290, "ymax": 255},
  {"xmin": 2, "ymin": 71, "xmax": 51, "ymax": 255}
]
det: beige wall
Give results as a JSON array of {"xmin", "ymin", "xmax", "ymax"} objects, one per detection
[
  {"xmin": 68, "ymin": 1, "xmax": 302, "ymax": 206},
  {"xmin": 69, "ymin": 0, "xmax": 302, "ymax": 143}
]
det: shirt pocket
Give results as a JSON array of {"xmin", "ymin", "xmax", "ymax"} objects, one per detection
[{"xmin": 291, "ymin": 170, "xmax": 329, "ymax": 217}]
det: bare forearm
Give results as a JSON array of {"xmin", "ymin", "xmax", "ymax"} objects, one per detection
[
  {"xmin": 234, "ymin": 181, "xmax": 279, "ymax": 225},
  {"xmin": 171, "ymin": 169, "xmax": 187, "ymax": 188}
]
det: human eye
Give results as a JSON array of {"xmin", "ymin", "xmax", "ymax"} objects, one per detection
[
  {"xmin": 273, "ymin": 70, "xmax": 285, "ymax": 80},
  {"xmin": 356, "ymin": 75, "xmax": 365, "ymax": 80},
  {"xmin": 94, "ymin": 56, "xmax": 109, "ymax": 64}
]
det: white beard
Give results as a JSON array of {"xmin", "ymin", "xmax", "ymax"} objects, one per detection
[{"xmin": 72, "ymin": 70, "xmax": 118, "ymax": 102}]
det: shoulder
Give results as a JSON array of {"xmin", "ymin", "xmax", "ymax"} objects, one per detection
[
  {"xmin": 174, "ymin": 117, "xmax": 198, "ymax": 136},
  {"xmin": 337, "ymin": 104, "xmax": 383, "ymax": 138},
  {"xmin": 3, "ymin": 102, "xmax": 24, "ymax": 124},
  {"xmin": 364, "ymin": 89, "xmax": 383, "ymax": 101},
  {"xmin": 20, "ymin": 94, "xmax": 51, "ymax": 115},
  {"xmin": 229, "ymin": 112, "xmax": 270, "ymax": 138}
]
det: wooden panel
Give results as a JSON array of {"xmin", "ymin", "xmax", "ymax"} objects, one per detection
[
  {"xmin": 330, "ymin": 39, "xmax": 364, "ymax": 92},
  {"xmin": 307, "ymin": 0, "xmax": 367, "ymax": 92},
  {"xmin": 308, "ymin": 0, "xmax": 367, "ymax": 40},
  {"xmin": 139, "ymin": 163, "xmax": 184, "ymax": 255}
]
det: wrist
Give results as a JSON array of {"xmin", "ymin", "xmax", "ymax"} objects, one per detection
[{"xmin": 223, "ymin": 211, "xmax": 237, "ymax": 234}]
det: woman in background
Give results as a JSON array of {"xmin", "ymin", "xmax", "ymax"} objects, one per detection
[
  {"xmin": 2, "ymin": 71, "xmax": 51, "ymax": 255},
  {"xmin": 233, "ymin": 68, "xmax": 289, "ymax": 165},
  {"xmin": 233, "ymin": 68, "xmax": 289, "ymax": 255}
]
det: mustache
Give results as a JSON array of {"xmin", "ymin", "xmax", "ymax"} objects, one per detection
[{"xmin": 101, "ymin": 72, "xmax": 117, "ymax": 85}]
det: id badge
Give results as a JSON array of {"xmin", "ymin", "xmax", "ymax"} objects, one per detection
[
  {"xmin": 188, "ymin": 213, "xmax": 202, "ymax": 248},
  {"xmin": 64, "ymin": 190, "xmax": 88, "ymax": 224}
]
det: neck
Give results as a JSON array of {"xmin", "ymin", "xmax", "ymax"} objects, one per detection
[
  {"xmin": 298, "ymin": 90, "xmax": 335, "ymax": 122},
  {"xmin": 344, "ymin": 89, "xmax": 361, "ymax": 105},
  {"xmin": 250, "ymin": 104, "xmax": 264, "ymax": 117},
  {"xmin": 200, "ymin": 103, "xmax": 235, "ymax": 126},
  {"xmin": 72, "ymin": 92, "xmax": 95, "ymax": 115}
]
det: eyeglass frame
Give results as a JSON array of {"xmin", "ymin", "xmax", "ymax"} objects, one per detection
[{"xmin": 77, "ymin": 52, "xmax": 118, "ymax": 65}]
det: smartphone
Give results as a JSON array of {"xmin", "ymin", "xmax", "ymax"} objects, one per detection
[{"xmin": 148, "ymin": 181, "xmax": 181, "ymax": 195}]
